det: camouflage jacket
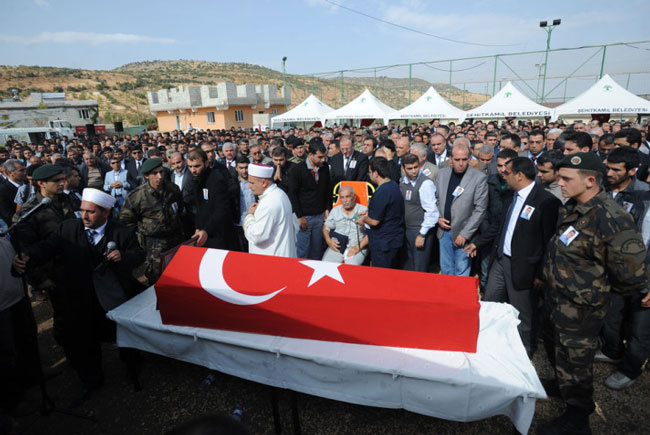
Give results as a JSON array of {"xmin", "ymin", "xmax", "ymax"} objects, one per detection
[
  {"xmin": 544, "ymin": 190, "xmax": 648, "ymax": 308},
  {"xmin": 12, "ymin": 191, "xmax": 77, "ymax": 288},
  {"xmin": 119, "ymin": 181, "xmax": 184, "ymax": 240}
]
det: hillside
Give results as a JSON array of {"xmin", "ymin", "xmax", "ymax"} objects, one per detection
[{"xmin": 0, "ymin": 60, "xmax": 491, "ymax": 127}]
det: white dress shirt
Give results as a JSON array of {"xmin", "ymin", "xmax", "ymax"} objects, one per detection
[
  {"xmin": 503, "ymin": 181, "xmax": 535, "ymax": 257},
  {"xmin": 173, "ymin": 166, "xmax": 186, "ymax": 190},
  {"xmin": 85, "ymin": 219, "xmax": 108, "ymax": 246},
  {"xmin": 402, "ymin": 175, "xmax": 440, "ymax": 235}
]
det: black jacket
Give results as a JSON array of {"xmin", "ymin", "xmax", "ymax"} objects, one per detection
[
  {"xmin": 0, "ymin": 179, "xmax": 20, "ymax": 225},
  {"xmin": 27, "ymin": 218, "xmax": 145, "ymax": 341},
  {"xmin": 194, "ymin": 164, "xmax": 239, "ymax": 249},
  {"xmin": 492, "ymin": 183, "xmax": 560, "ymax": 290},
  {"xmin": 328, "ymin": 151, "xmax": 369, "ymax": 191},
  {"xmin": 288, "ymin": 161, "xmax": 331, "ymax": 218}
]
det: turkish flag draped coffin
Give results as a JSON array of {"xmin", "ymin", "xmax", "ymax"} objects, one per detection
[{"xmin": 155, "ymin": 247, "xmax": 480, "ymax": 352}]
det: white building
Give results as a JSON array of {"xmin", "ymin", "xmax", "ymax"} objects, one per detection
[{"xmin": 0, "ymin": 92, "xmax": 100, "ymax": 128}]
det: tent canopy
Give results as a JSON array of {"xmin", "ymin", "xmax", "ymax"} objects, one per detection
[
  {"xmin": 324, "ymin": 89, "xmax": 396, "ymax": 125},
  {"xmin": 553, "ymin": 74, "xmax": 650, "ymax": 121},
  {"xmin": 270, "ymin": 94, "xmax": 334, "ymax": 126},
  {"xmin": 391, "ymin": 86, "xmax": 466, "ymax": 121},
  {"xmin": 464, "ymin": 82, "xmax": 552, "ymax": 119}
]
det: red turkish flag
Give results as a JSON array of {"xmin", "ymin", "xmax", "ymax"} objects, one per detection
[{"xmin": 155, "ymin": 247, "xmax": 480, "ymax": 352}]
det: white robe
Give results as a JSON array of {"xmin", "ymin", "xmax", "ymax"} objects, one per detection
[{"xmin": 243, "ymin": 183, "xmax": 297, "ymax": 258}]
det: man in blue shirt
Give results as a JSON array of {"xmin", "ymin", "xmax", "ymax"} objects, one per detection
[{"xmin": 356, "ymin": 157, "xmax": 404, "ymax": 268}]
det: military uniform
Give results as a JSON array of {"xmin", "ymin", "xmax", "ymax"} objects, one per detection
[
  {"xmin": 543, "ymin": 190, "xmax": 648, "ymax": 415},
  {"xmin": 119, "ymin": 181, "xmax": 184, "ymax": 284},
  {"xmin": 288, "ymin": 154, "xmax": 305, "ymax": 165},
  {"xmin": 12, "ymin": 191, "xmax": 77, "ymax": 293}
]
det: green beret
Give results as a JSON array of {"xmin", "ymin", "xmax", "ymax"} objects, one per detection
[
  {"xmin": 141, "ymin": 158, "xmax": 163, "ymax": 174},
  {"xmin": 556, "ymin": 152, "xmax": 605, "ymax": 173},
  {"xmin": 33, "ymin": 164, "xmax": 63, "ymax": 181}
]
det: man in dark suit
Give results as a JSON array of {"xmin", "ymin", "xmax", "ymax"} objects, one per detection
[
  {"xmin": 0, "ymin": 159, "xmax": 26, "ymax": 225},
  {"xmin": 484, "ymin": 157, "xmax": 560, "ymax": 357},
  {"xmin": 329, "ymin": 136, "xmax": 369, "ymax": 196},
  {"xmin": 16, "ymin": 188, "xmax": 145, "ymax": 406},
  {"xmin": 169, "ymin": 151, "xmax": 196, "ymax": 238},
  {"xmin": 187, "ymin": 149, "xmax": 239, "ymax": 250},
  {"xmin": 125, "ymin": 146, "xmax": 147, "ymax": 187}
]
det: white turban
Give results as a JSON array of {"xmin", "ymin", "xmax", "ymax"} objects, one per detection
[
  {"xmin": 248, "ymin": 163, "xmax": 274, "ymax": 179},
  {"xmin": 82, "ymin": 188, "xmax": 116, "ymax": 209}
]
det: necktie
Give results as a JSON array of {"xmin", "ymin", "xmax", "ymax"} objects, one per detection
[
  {"xmin": 531, "ymin": 156, "xmax": 537, "ymax": 164},
  {"xmin": 497, "ymin": 194, "xmax": 517, "ymax": 258},
  {"xmin": 136, "ymin": 161, "xmax": 141, "ymax": 171},
  {"xmin": 86, "ymin": 229, "xmax": 97, "ymax": 245},
  {"xmin": 310, "ymin": 169, "xmax": 318, "ymax": 183}
]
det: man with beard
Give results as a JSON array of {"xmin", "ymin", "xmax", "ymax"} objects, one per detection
[
  {"xmin": 186, "ymin": 150, "xmax": 239, "ymax": 250},
  {"xmin": 271, "ymin": 146, "xmax": 294, "ymax": 194},
  {"xmin": 15, "ymin": 188, "xmax": 144, "ymax": 407},
  {"xmin": 604, "ymin": 146, "xmax": 649, "ymax": 221}
]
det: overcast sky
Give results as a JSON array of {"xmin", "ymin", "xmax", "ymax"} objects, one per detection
[{"xmin": 1, "ymin": 0, "xmax": 649, "ymax": 99}]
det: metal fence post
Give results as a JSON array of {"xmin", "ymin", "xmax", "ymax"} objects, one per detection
[
  {"xmin": 448, "ymin": 60, "xmax": 453, "ymax": 103},
  {"xmin": 492, "ymin": 55, "xmax": 498, "ymax": 95},
  {"xmin": 340, "ymin": 71, "xmax": 344, "ymax": 106},
  {"xmin": 409, "ymin": 64, "xmax": 412, "ymax": 104},
  {"xmin": 599, "ymin": 45, "xmax": 607, "ymax": 78},
  {"xmin": 374, "ymin": 68, "xmax": 377, "ymax": 94}
]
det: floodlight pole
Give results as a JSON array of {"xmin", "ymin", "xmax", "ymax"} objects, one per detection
[
  {"xmin": 540, "ymin": 19, "xmax": 561, "ymax": 103},
  {"xmin": 282, "ymin": 57, "xmax": 288, "ymax": 111}
]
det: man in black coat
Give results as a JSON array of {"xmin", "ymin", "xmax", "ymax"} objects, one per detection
[
  {"xmin": 288, "ymin": 139, "xmax": 331, "ymax": 259},
  {"xmin": 484, "ymin": 157, "xmax": 560, "ymax": 357},
  {"xmin": 125, "ymin": 146, "xmax": 147, "ymax": 187},
  {"xmin": 16, "ymin": 188, "xmax": 145, "ymax": 406},
  {"xmin": 328, "ymin": 135, "xmax": 369, "ymax": 194},
  {"xmin": 186, "ymin": 149, "xmax": 239, "ymax": 250},
  {"xmin": 0, "ymin": 159, "xmax": 26, "ymax": 225}
]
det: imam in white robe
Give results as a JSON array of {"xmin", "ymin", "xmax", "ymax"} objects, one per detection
[{"xmin": 243, "ymin": 183, "xmax": 297, "ymax": 258}]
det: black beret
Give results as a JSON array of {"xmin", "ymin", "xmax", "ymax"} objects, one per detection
[
  {"xmin": 32, "ymin": 164, "xmax": 63, "ymax": 181},
  {"xmin": 556, "ymin": 152, "xmax": 605, "ymax": 173},
  {"xmin": 140, "ymin": 158, "xmax": 162, "ymax": 174}
]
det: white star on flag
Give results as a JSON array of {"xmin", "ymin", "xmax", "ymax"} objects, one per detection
[{"xmin": 299, "ymin": 260, "xmax": 345, "ymax": 287}]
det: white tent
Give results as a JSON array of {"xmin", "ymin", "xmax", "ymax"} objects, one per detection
[
  {"xmin": 464, "ymin": 82, "xmax": 552, "ymax": 119},
  {"xmin": 324, "ymin": 89, "xmax": 396, "ymax": 125},
  {"xmin": 552, "ymin": 74, "xmax": 650, "ymax": 121},
  {"xmin": 270, "ymin": 94, "xmax": 334, "ymax": 127},
  {"xmin": 390, "ymin": 86, "xmax": 466, "ymax": 122}
]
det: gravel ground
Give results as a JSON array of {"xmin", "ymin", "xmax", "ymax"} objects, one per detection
[{"xmin": 8, "ymin": 299, "xmax": 650, "ymax": 435}]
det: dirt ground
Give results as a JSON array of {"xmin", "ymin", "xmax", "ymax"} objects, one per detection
[{"xmin": 8, "ymin": 299, "xmax": 650, "ymax": 435}]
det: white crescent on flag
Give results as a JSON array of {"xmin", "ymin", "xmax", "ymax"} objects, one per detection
[{"xmin": 198, "ymin": 249, "xmax": 285, "ymax": 305}]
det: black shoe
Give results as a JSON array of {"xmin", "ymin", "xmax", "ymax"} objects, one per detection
[
  {"xmin": 68, "ymin": 378, "xmax": 104, "ymax": 409},
  {"xmin": 539, "ymin": 408, "xmax": 592, "ymax": 435},
  {"xmin": 540, "ymin": 378, "xmax": 561, "ymax": 398}
]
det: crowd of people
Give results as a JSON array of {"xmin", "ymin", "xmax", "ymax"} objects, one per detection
[{"xmin": 1, "ymin": 116, "xmax": 650, "ymax": 434}]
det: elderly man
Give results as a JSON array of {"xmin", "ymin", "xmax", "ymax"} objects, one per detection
[
  {"xmin": 322, "ymin": 185, "xmax": 368, "ymax": 265},
  {"xmin": 244, "ymin": 163, "xmax": 296, "ymax": 257},
  {"xmin": 249, "ymin": 143, "xmax": 273, "ymax": 165},
  {"xmin": 80, "ymin": 151, "xmax": 110, "ymax": 190},
  {"xmin": 410, "ymin": 143, "xmax": 438, "ymax": 182},
  {"xmin": 16, "ymin": 188, "xmax": 144, "ymax": 407},
  {"xmin": 435, "ymin": 138, "xmax": 488, "ymax": 276},
  {"xmin": 329, "ymin": 135, "xmax": 369, "ymax": 191},
  {"xmin": 221, "ymin": 142, "xmax": 238, "ymax": 177}
]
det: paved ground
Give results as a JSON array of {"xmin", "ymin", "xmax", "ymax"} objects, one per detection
[{"xmin": 8, "ymin": 299, "xmax": 650, "ymax": 435}]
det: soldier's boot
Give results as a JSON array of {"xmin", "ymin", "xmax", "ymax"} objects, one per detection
[
  {"xmin": 540, "ymin": 377, "xmax": 561, "ymax": 398},
  {"xmin": 539, "ymin": 406, "xmax": 592, "ymax": 435}
]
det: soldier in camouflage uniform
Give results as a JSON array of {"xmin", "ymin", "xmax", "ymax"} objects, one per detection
[
  {"xmin": 119, "ymin": 158, "xmax": 184, "ymax": 285},
  {"xmin": 12, "ymin": 164, "xmax": 77, "ymax": 302},
  {"xmin": 541, "ymin": 152, "xmax": 648, "ymax": 435}
]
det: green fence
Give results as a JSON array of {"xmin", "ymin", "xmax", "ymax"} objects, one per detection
[{"xmin": 282, "ymin": 41, "xmax": 650, "ymax": 112}]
